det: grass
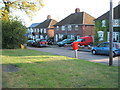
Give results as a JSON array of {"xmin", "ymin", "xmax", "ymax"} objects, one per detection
[{"xmin": 2, "ymin": 49, "xmax": 119, "ymax": 88}]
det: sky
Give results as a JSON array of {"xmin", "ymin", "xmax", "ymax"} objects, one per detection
[{"xmin": 22, "ymin": 0, "xmax": 120, "ymax": 27}]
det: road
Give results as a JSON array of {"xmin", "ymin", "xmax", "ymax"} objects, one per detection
[{"xmin": 27, "ymin": 46, "xmax": 120, "ymax": 66}]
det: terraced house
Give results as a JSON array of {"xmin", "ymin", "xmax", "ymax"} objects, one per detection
[
  {"xmin": 54, "ymin": 8, "xmax": 95, "ymax": 42},
  {"xmin": 94, "ymin": 4, "xmax": 120, "ymax": 43},
  {"xmin": 28, "ymin": 15, "xmax": 57, "ymax": 40}
]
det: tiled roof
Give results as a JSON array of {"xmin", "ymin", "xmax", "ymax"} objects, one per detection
[
  {"xmin": 36, "ymin": 19, "xmax": 52, "ymax": 28},
  {"xmin": 54, "ymin": 12, "xmax": 94, "ymax": 26},
  {"xmin": 29, "ymin": 23, "xmax": 40, "ymax": 28},
  {"xmin": 95, "ymin": 4, "xmax": 120, "ymax": 21},
  {"xmin": 54, "ymin": 12, "xmax": 84, "ymax": 26}
]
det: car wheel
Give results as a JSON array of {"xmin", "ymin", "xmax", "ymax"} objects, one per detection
[
  {"xmin": 58, "ymin": 45, "xmax": 61, "ymax": 47},
  {"xmin": 92, "ymin": 50, "xmax": 96, "ymax": 55},
  {"xmin": 112, "ymin": 52, "xmax": 116, "ymax": 57}
]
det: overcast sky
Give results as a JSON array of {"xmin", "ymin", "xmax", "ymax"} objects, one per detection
[{"xmin": 24, "ymin": 0, "xmax": 120, "ymax": 27}]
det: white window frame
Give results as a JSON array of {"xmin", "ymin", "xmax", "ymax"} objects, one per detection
[
  {"xmin": 40, "ymin": 29, "xmax": 43, "ymax": 33},
  {"xmin": 56, "ymin": 26, "xmax": 59, "ymax": 30},
  {"xmin": 75, "ymin": 25, "xmax": 79, "ymax": 31},
  {"xmin": 68, "ymin": 25, "xmax": 72, "ymax": 31},
  {"xmin": 98, "ymin": 31, "xmax": 104, "ymax": 41},
  {"xmin": 37, "ymin": 28, "xmax": 39, "ymax": 32},
  {"xmin": 102, "ymin": 20, "xmax": 106, "ymax": 27},
  {"xmin": 44, "ymin": 28, "xmax": 47, "ymax": 33},
  {"xmin": 62, "ymin": 26, "xmax": 65, "ymax": 31}
]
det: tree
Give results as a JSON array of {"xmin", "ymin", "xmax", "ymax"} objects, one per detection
[
  {"xmin": 2, "ymin": 19, "xmax": 27, "ymax": 49},
  {"xmin": 0, "ymin": 0, "xmax": 44, "ymax": 21}
]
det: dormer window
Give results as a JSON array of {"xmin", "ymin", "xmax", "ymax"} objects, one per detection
[{"xmin": 62, "ymin": 26, "xmax": 65, "ymax": 31}]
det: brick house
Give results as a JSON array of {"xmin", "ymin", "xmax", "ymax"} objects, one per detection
[
  {"xmin": 94, "ymin": 4, "xmax": 120, "ymax": 43},
  {"xmin": 36, "ymin": 15, "xmax": 57, "ymax": 40},
  {"xmin": 54, "ymin": 8, "xmax": 95, "ymax": 42}
]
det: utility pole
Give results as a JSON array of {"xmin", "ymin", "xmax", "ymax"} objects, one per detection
[{"xmin": 109, "ymin": 0, "xmax": 113, "ymax": 66}]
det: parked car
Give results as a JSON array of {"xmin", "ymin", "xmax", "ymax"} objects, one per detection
[
  {"xmin": 33, "ymin": 39, "xmax": 48, "ymax": 47},
  {"xmin": 91, "ymin": 42, "xmax": 120, "ymax": 56},
  {"xmin": 57, "ymin": 39, "xmax": 75, "ymax": 47},
  {"xmin": 27, "ymin": 40, "xmax": 35, "ymax": 46},
  {"xmin": 74, "ymin": 36, "xmax": 93, "ymax": 46},
  {"xmin": 47, "ymin": 39, "xmax": 54, "ymax": 45}
]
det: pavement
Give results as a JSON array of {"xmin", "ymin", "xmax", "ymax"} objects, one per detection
[{"xmin": 27, "ymin": 46, "xmax": 120, "ymax": 66}]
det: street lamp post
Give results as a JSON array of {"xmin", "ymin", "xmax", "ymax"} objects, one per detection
[{"xmin": 109, "ymin": 0, "xmax": 113, "ymax": 66}]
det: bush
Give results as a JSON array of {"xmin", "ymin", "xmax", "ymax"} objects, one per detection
[{"xmin": 2, "ymin": 19, "xmax": 27, "ymax": 49}]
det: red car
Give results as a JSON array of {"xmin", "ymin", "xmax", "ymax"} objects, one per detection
[
  {"xmin": 33, "ymin": 39, "xmax": 48, "ymax": 47},
  {"xmin": 74, "ymin": 36, "xmax": 93, "ymax": 46}
]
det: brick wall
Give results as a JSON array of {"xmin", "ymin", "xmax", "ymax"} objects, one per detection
[{"xmin": 47, "ymin": 29, "xmax": 54, "ymax": 37}]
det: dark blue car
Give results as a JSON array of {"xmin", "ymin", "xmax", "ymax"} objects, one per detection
[{"xmin": 91, "ymin": 42, "xmax": 120, "ymax": 56}]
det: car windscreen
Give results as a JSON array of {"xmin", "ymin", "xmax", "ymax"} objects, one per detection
[
  {"xmin": 40, "ymin": 40, "xmax": 46, "ymax": 42},
  {"xmin": 62, "ymin": 39, "xmax": 68, "ymax": 42},
  {"xmin": 116, "ymin": 43, "xmax": 120, "ymax": 48},
  {"xmin": 74, "ymin": 39, "xmax": 83, "ymax": 42}
]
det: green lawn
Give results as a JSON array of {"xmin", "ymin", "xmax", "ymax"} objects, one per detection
[{"xmin": 2, "ymin": 49, "xmax": 119, "ymax": 88}]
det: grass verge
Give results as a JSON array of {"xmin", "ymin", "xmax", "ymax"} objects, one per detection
[{"xmin": 2, "ymin": 49, "xmax": 118, "ymax": 88}]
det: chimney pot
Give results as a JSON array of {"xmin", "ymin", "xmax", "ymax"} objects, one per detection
[
  {"xmin": 75, "ymin": 8, "xmax": 80, "ymax": 13},
  {"xmin": 47, "ymin": 15, "xmax": 51, "ymax": 19}
]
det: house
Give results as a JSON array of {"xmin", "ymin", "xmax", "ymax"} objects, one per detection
[
  {"xmin": 36, "ymin": 15, "xmax": 57, "ymax": 40},
  {"xmin": 94, "ymin": 4, "xmax": 120, "ymax": 43},
  {"xmin": 28, "ymin": 23, "xmax": 40, "ymax": 40},
  {"xmin": 54, "ymin": 8, "xmax": 95, "ymax": 42}
]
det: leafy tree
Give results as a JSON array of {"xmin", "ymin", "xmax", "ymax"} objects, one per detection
[
  {"xmin": 94, "ymin": 21, "xmax": 101, "ymax": 46},
  {"xmin": 2, "ymin": 19, "xmax": 27, "ymax": 49},
  {"xmin": 0, "ymin": 0, "xmax": 44, "ymax": 20}
]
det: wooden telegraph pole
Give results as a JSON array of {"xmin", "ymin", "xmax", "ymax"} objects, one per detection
[{"xmin": 109, "ymin": 0, "xmax": 113, "ymax": 66}]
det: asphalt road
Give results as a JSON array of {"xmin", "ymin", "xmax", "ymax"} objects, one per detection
[{"xmin": 27, "ymin": 46, "xmax": 120, "ymax": 66}]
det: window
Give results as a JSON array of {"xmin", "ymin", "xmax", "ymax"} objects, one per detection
[
  {"xmin": 102, "ymin": 20, "xmax": 106, "ymax": 27},
  {"xmin": 37, "ymin": 28, "xmax": 39, "ymax": 32},
  {"xmin": 75, "ymin": 25, "xmax": 78, "ymax": 31},
  {"xmin": 71, "ymin": 35, "xmax": 75, "ymax": 39},
  {"xmin": 44, "ymin": 29, "xmax": 47, "ymax": 33},
  {"xmin": 40, "ymin": 29, "xmax": 43, "ymax": 33},
  {"xmin": 97, "ymin": 31, "xmax": 104, "ymax": 41},
  {"xmin": 34, "ymin": 29, "xmax": 36, "ymax": 32},
  {"xmin": 113, "ymin": 19, "xmax": 120, "ymax": 27},
  {"xmin": 59, "ymin": 34, "xmax": 63, "ymax": 39},
  {"xmin": 108, "ymin": 32, "xmax": 120, "ymax": 42},
  {"xmin": 77, "ymin": 36, "xmax": 80, "ymax": 39},
  {"xmin": 40, "ymin": 35, "xmax": 44, "ymax": 39},
  {"xmin": 68, "ymin": 25, "xmax": 72, "ymax": 31},
  {"xmin": 56, "ymin": 26, "xmax": 59, "ymax": 30},
  {"xmin": 99, "ymin": 43, "xmax": 109, "ymax": 47},
  {"xmin": 35, "ymin": 35, "xmax": 39, "ymax": 39},
  {"xmin": 62, "ymin": 26, "xmax": 65, "ymax": 31},
  {"xmin": 30, "ymin": 28, "xmax": 33, "ymax": 32}
]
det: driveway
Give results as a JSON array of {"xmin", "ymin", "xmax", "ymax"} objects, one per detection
[{"xmin": 27, "ymin": 46, "xmax": 120, "ymax": 66}]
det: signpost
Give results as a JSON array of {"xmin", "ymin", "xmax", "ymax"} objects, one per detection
[{"xmin": 109, "ymin": 0, "xmax": 113, "ymax": 66}]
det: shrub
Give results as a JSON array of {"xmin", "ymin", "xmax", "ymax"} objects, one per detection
[{"xmin": 2, "ymin": 19, "xmax": 27, "ymax": 49}]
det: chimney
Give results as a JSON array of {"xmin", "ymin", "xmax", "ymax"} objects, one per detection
[
  {"xmin": 75, "ymin": 8, "xmax": 80, "ymax": 13},
  {"xmin": 47, "ymin": 15, "xmax": 51, "ymax": 20}
]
